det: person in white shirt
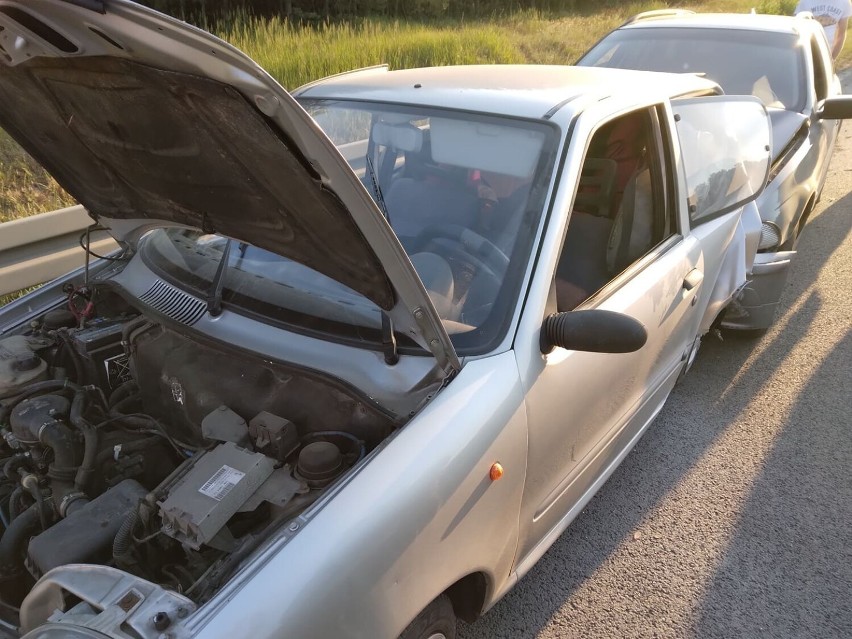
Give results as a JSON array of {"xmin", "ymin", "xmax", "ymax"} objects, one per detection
[{"xmin": 796, "ymin": 0, "xmax": 852, "ymax": 59}]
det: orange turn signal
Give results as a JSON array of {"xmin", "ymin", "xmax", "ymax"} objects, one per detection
[{"xmin": 489, "ymin": 462, "xmax": 504, "ymax": 482}]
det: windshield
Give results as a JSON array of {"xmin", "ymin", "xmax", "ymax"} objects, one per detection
[
  {"xmin": 580, "ymin": 27, "xmax": 805, "ymax": 111},
  {"xmin": 141, "ymin": 102, "xmax": 558, "ymax": 355}
]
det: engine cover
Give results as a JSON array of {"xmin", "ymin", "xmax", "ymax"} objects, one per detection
[
  {"xmin": 27, "ymin": 479, "xmax": 147, "ymax": 577},
  {"xmin": 131, "ymin": 326, "xmax": 394, "ymax": 447}
]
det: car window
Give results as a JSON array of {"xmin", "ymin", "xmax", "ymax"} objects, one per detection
[
  {"xmin": 143, "ymin": 102, "xmax": 559, "ymax": 356},
  {"xmin": 580, "ymin": 27, "xmax": 806, "ymax": 112},
  {"xmin": 673, "ymin": 97, "xmax": 771, "ymax": 225},
  {"xmin": 554, "ymin": 107, "xmax": 674, "ymax": 311}
]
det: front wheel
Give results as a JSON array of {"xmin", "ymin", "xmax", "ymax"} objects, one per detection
[{"xmin": 399, "ymin": 595, "xmax": 456, "ymax": 639}]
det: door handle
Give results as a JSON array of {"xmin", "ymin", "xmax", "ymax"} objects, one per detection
[{"xmin": 682, "ymin": 268, "xmax": 704, "ymax": 292}]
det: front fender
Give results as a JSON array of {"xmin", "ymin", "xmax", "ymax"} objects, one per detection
[{"xmin": 194, "ymin": 351, "xmax": 528, "ymax": 639}]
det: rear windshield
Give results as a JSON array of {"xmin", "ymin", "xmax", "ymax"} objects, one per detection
[{"xmin": 579, "ymin": 27, "xmax": 805, "ymax": 111}]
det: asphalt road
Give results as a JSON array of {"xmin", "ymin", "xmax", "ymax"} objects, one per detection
[{"xmin": 459, "ymin": 77, "xmax": 852, "ymax": 638}]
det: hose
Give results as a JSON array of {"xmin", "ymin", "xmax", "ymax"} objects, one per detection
[
  {"xmin": 105, "ymin": 400, "xmax": 198, "ymax": 456},
  {"xmin": 55, "ymin": 331, "xmax": 85, "ymax": 385},
  {"xmin": 6, "ymin": 489, "xmax": 22, "ymax": 525},
  {"xmin": 110, "ymin": 394, "xmax": 140, "ymax": 416},
  {"xmin": 2, "ymin": 456, "xmax": 28, "ymax": 483},
  {"xmin": 31, "ymin": 488, "xmax": 47, "ymax": 533},
  {"xmin": 39, "ymin": 422, "xmax": 80, "ymax": 481},
  {"xmin": 112, "ymin": 508, "xmax": 138, "ymax": 560},
  {"xmin": 0, "ymin": 380, "xmax": 80, "ymax": 422},
  {"xmin": 69, "ymin": 390, "xmax": 98, "ymax": 492},
  {"xmin": 0, "ymin": 505, "xmax": 41, "ymax": 579},
  {"xmin": 120, "ymin": 317, "xmax": 149, "ymax": 356},
  {"xmin": 107, "ymin": 380, "xmax": 139, "ymax": 410},
  {"xmin": 94, "ymin": 436, "xmax": 160, "ymax": 469},
  {"xmin": 0, "ymin": 380, "xmax": 71, "ymax": 402}
]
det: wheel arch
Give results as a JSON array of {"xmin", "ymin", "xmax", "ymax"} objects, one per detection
[
  {"xmin": 781, "ymin": 192, "xmax": 818, "ymax": 251},
  {"xmin": 798, "ymin": 192, "xmax": 818, "ymax": 231},
  {"xmin": 444, "ymin": 572, "xmax": 490, "ymax": 623}
]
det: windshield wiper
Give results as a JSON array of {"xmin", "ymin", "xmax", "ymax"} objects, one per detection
[
  {"xmin": 366, "ymin": 156, "xmax": 390, "ymax": 221},
  {"xmin": 206, "ymin": 238, "xmax": 233, "ymax": 317}
]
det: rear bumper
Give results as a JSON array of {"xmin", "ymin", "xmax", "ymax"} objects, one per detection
[{"xmin": 721, "ymin": 251, "xmax": 795, "ymax": 330}]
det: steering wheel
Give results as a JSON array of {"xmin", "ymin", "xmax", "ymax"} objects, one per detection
[{"xmin": 412, "ymin": 224, "xmax": 510, "ymax": 281}]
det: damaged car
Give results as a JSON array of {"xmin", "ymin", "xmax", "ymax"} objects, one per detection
[
  {"xmin": 0, "ymin": 1, "xmax": 773, "ymax": 638},
  {"xmin": 577, "ymin": 9, "xmax": 852, "ymax": 332}
]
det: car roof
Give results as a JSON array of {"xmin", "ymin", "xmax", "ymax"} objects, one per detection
[
  {"xmin": 620, "ymin": 12, "xmax": 818, "ymax": 37},
  {"xmin": 295, "ymin": 65, "xmax": 718, "ymax": 119}
]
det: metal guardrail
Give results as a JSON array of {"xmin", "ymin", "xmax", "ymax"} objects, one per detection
[{"xmin": 0, "ymin": 205, "xmax": 118, "ymax": 297}]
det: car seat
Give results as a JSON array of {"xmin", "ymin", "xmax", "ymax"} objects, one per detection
[{"xmin": 555, "ymin": 165, "xmax": 654, "ymax": 312}]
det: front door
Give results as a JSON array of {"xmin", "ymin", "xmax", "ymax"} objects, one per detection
[{"xmin": 513, "ymin": 96, "xmax": 771, "ymax": 568}]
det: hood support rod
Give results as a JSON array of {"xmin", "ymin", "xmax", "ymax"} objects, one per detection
[{"xmin": 381, "ymin": 312, "xmax": 399, "ymax": 365}]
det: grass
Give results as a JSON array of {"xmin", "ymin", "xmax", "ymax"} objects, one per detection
[
  {"xmin": 0, "ymin": 286, "xmax": 40, "ymax": 308},
  {"xmin": 0, "ymin": 132, "xmax": 74, "ymax": 224},
  {"xmin": 204, "ymin": 4, "xmax": 667, "ymax": 87},
  {"xmin": 0, "ymin": 0, "xmax": 844, "ymax": 228}
]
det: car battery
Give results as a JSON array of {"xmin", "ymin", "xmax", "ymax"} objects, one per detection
[{"xmin": 68, "ymin": 318, "xmax": 133, "ymax": 390}]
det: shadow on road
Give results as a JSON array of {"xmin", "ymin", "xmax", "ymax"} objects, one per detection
[
  {"xmin": 694, "ymin": 329, "xmax": 852, "ymax": 638},
  {"xmin": 691, "ymin": 191, "xmax": 852, "ymax": 636},
  {"xmin": 459, "ymin": 190, "xmax": 852, "ymax": 638}
]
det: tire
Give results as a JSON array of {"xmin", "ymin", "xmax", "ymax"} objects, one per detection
[{"xmin": 398, "ymin": 595, "xmax": 456, "ymax": 639}]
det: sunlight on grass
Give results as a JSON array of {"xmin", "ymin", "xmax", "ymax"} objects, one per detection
[
  {"xmin": 0, "ymin": 0, "xmax": 837, "ymax": 227},
  {"xmin": 0, "ymin": 130, "xmax": 74, "ymax": 224},
  {"xmin": 210, "ymin": 16, "xmax": 525, "ymax": 88},
  {"xmin": 205, "ymin": 1, "xmax": 771, "ymax": 89},
  {"xmin": 0, "ymin": 286, "xmax": 41, "ymax": 307}
]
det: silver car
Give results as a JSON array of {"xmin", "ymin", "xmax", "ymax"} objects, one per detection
[
  {"xmin": 577, "ymin": 9, "xmax": 852, "ymax": 332},
  {"xmin": 0, "ymin": 2, "xmax": 780, "ymax": 638}
]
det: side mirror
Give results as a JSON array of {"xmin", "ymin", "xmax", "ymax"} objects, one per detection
[
  {"xmin": 816, "ymin": 95, "xmax": 852, "ymax": 120},
  {"xmin": 540, "ymin": 309, "xmax": 647, "ymax": 354}
]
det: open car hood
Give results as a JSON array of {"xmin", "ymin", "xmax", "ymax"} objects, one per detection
[{"xmin": 0, "ymin": 0, "xmax": 458, "ymax": 373}]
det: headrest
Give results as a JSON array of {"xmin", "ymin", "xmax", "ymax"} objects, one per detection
[{"xmin": 371, "ymin": 122, "xmax": 423, "ymax": 152}]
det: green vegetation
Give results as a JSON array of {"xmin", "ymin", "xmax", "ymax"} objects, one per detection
[
  {"xmin": 142, "ymin": 0, "xmax": 656, "ymax": 22},
  {"xmin": 0, "ymin": 286, "xmax": 40, "ymax": 308},
  {"xmin": 0, "ymin": 0, "xmax": 842, "ymax": 227},
  {"xmin": 0, "ymin": 132, "xmax": 74, "ymax": 224},
  {"xmin": 755, "ymin": 0, "xmax": 798, "ymax": 15}
]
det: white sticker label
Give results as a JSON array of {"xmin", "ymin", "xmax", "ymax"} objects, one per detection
[{"xmin": 198, "ymin": 465, "xmax": 245, "ymax": 501}]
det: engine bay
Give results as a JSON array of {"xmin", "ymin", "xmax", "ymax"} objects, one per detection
[{"xmin": 0, "ymin": 284, "xmax": 396, "ymax": 624}]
